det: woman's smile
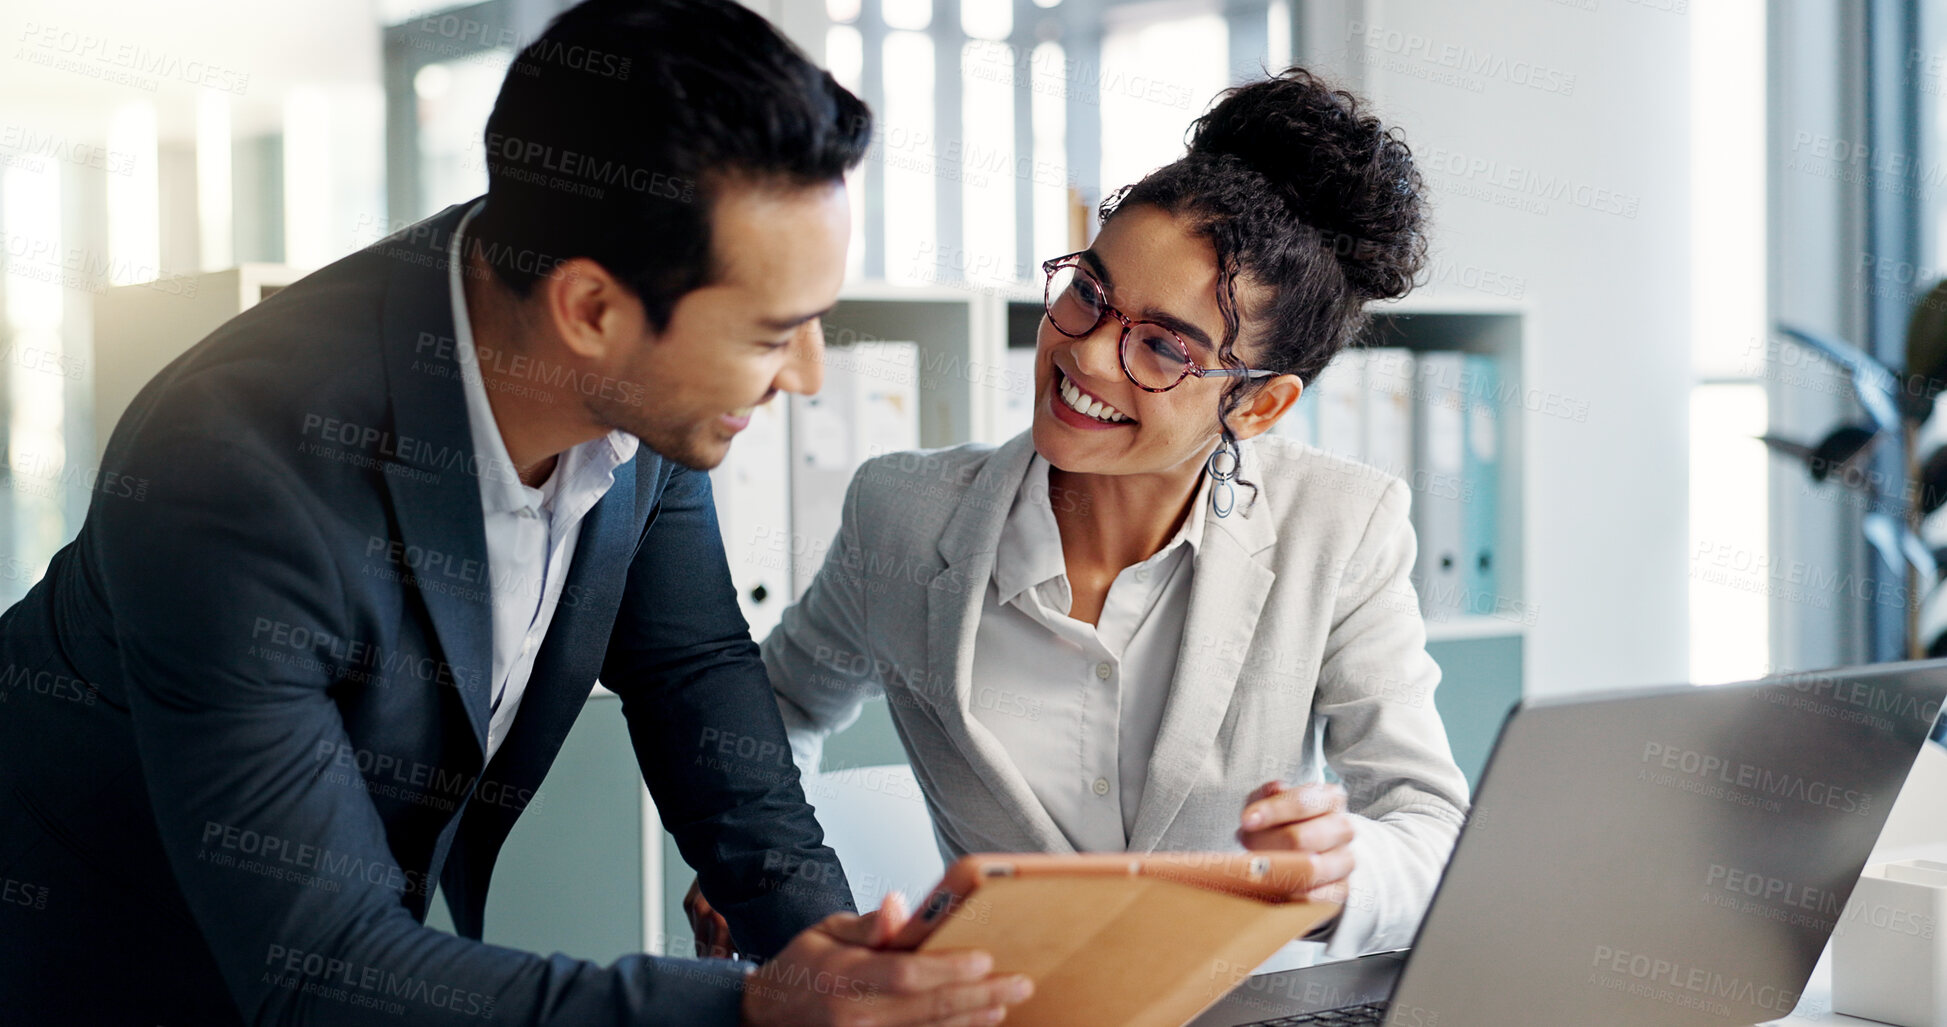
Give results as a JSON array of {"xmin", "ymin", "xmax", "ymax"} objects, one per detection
[{"xmin": 1050, "ymin": 366, "xmax": 1136, "ymax": 428}]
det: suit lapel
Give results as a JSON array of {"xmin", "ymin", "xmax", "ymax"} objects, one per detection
[
  {"xmin": 483, "ymin": 454, "xmax": 648, "ymax": 785},
  {"xmin": 1127, "ymin": 444, "xmax": 1278, "ymax": 852},
  {"xmin": 377, "ymin": 201, "xmax": 494, "ymax": 756},
  {"xmin": 925, "ymin": 435, "xmax": 1073, "ymax": 852}
]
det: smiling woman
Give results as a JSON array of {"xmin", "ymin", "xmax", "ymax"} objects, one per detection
[{"xmin": 747, "ymin": 66, "xmax": 1474, "ymax": 970}]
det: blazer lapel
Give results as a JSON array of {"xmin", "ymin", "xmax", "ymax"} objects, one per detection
[
  {"xmin": 377, "ymin": 201, "xmax": 494, "ymax": 757},
  {"xmin": 480, "ymin": 453, "xmax": 647, "ymax": 786},
  {"xmin": 1127, "ymin": 449, "xmax": 1278, "ymax": 852},
  {"xmin": 925, "ymin": 435, "xmax": 1073, "ymax": 852}
]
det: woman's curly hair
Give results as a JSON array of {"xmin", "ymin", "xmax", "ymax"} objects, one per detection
[{"xmin": 1100, "ymin": 67, "xmax": 1429, "ymax": 507}]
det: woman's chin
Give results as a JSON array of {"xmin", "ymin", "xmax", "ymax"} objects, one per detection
[
  {"xmin": 1031, "ymin": 417, "xmax": 1119, "ymax": 475},
  {"xmin": 1030, "ymin": 416, "xmax": 1072, "ymax": 462}
]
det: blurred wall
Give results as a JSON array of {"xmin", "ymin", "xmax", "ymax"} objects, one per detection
[{"xmin": 1316, "ymin": 0, "xmax": 1694, "ymax": 695}]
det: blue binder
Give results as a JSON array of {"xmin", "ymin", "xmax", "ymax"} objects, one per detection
[{"xmin": 1461, "ymin": 354, "xmax": 1502, "ymax": 616}]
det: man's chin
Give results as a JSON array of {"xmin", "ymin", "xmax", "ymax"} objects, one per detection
[
  {"xmin": 680, "ymin": 443, "xmax": 732, "ymax": 472},
  {"xmin": 637, "ymin": 429, "xmax": 732, "ymax": 472}
]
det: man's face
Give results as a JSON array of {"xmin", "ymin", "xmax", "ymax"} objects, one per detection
[{"xmin": 591, "ymin": 178, "xmax": 848, "ymax": 470}]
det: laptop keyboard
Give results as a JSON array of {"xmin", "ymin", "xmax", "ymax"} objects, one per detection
[{"xmin": 1237, "ymin": 1002, "xmax": 1388, "ymax": 1026}]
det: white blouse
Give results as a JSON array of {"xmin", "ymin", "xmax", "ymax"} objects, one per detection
[{"xmin": 968, "ymin": 454, "xmax": 1211, "ymax": 851}]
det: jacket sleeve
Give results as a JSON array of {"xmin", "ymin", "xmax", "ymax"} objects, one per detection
[
  {"xmin": 602, "ymin": 461, "xmax": 858, "ymax": 960},
  {"xmin": 98, "ymin": 432, "xmax": 753, "ymax": 1027},
  {"xmin": 760, "ymin": 463, "xmax": 883, "ymax": 777},
  {"xmin": 1310, "ymin": 477, "xmax": 1473, "ymax": 957}
]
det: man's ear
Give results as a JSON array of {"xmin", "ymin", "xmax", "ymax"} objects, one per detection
[
  {"xmin": 540, "ymin": 257, "xmax": 639, "ymax": 362},
  {"xmin": 1229, "ymin": 373, "xmax": 1305, "ymax": 442}
]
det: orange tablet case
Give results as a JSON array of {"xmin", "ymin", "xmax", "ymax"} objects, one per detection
[{"xmin": 888, "ymin": 853, "xmax": 1341, "ymax": 1027}]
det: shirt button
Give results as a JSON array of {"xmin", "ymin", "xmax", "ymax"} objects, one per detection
[
  {"xmin": 519, "ymin": 507, "xmax": 538, "ymax": 519},
  {"xmin": 1092, "ymin": 777, "xmax": 1110, "ymax": 796},
  {"xmin": 1094, "ymin": 662, "xmax": 1112, "ymax": 680},
  {"xmin": 1135, "ymin": 568, "xmax": 1150, "ymax": 583}
]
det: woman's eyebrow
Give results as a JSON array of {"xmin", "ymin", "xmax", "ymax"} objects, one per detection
[
  {"xmin": 1147, "ymin": 312, "xmax": 1215, "ymax": 351},
  {"xmin": 1079, "ymin": 248, "xmax": 1114, "ymax": 288},
  {"xmin": 1082, "ymin": 249, "xmax": 1217, "ymax": 350}
]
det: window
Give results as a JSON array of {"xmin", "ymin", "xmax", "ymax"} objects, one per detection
[
  {"xmin": 1, "ymin": 160, "xmax": 68, "ymax": 602},
  {"xmin": 413, "ymin": 53, "xmax": 513, "ymax": 217},
  {"xmin": 1689, "ymin": 0, "xmax": 1769, "ymax": 683},
  {"xmin": 1098, "ymin": 10, "xmax": 1226, "ymax": 196},
  {"xmin": 832, "ymin": 0, "xmax": 1239, "ymax": 287}
]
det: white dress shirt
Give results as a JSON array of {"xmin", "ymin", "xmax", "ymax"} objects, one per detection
[
  {"xmin": 969, "ymin": 454, "xmax": 1208, "ymax": 851},
  {"xmin": 447, "ymin": 200, "xmax": 639, "ymax": 761}
]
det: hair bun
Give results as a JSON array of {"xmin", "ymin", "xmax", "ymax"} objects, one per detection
[{"xmin": 1187, "ymin": 68, "xmax": 1426, "ymax": 301}]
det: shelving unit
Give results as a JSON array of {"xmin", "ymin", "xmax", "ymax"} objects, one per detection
[
  {"xmin": 1357, "ymin": 297, "xmax": 1532, "ymax": 784},
  {"xmin": 1364, "ymin": 301, "xmax": 1533, "ymax": 650}
]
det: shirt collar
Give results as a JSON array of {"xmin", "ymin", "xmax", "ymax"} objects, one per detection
[
  {"xmin": 993, "ymin": 456, "xmax": 1069, "ymax": 607},
  {"xmin": 991, "ymin": 453, "xmax": 1211, "ymax": 607},
  {"xmin": 447, "ymin": 199, "xmax": 639, "ymax": 514}
]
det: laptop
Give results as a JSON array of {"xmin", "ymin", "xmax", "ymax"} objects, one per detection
[{"xmin": 1190, "ymin": 660, "xmax": 1947, "ymax": 1027}]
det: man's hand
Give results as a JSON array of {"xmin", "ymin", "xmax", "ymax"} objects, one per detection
[
  {"xmin": 740, "ymin": 892, "xmax": 1034, "ymax": 1027},
  {"xmin": 686, "ymin": 878, "xmax": 737, "ymax": 959},
  {"xmin": 1237, "ymin": 780, "xmax": 1355, "ymax": 904}
]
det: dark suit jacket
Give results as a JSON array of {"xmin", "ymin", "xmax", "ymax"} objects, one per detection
[{"xmin": 0, "ymin": 200, "xmax": 853, "ymax": 1025}]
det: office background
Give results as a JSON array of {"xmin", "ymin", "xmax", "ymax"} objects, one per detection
[{"xmin": 0, "ymin": 0, "xmax": 1930, "ymax": 965}]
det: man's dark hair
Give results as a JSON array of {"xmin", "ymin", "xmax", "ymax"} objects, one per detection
[{"xmin": 474, "ymin": 0, "xmax": 872, "ymax": 330}]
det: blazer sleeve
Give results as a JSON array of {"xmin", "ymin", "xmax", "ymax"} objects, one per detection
[
  {"xmin": 602, "ymin": 461, "xmax": 858, "ymax": 959},
  {"xmin": 1310, "ymin": 476, "xmax": 1473, "ymax": 957},
  {"xmin": 760, "ymin": 463, "xmax": 883, "ymax": 777},
  {"xmin": 98, "ymin": 433, "xmax": 753, "ymax": 1027}
]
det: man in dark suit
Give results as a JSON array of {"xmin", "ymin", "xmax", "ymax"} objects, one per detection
[{"xmin": 0, "ymin": 1, "xmax": 1032, "ymax": 1024}]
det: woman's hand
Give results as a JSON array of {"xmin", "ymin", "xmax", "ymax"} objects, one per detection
[
  {"xmin": 685, "ymin": 877, "xmax": 738, "ymax": 959},
  {"xmin": 1237, "ymin": 780, "xmax": 1355, "ymax": 904}
]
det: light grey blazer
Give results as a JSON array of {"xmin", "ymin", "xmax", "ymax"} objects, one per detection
[{"xmin": 761, "ymin": 430, "xmax": 1473, "ymax": 956}]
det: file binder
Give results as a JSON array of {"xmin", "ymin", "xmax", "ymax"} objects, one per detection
[
  {"xmin": 1413, "ymin": 352, "xmax": 1468, "ymax": 617},
  {"xmin": 789, "ymin": 341, "xmax": 921, "ymax": 598},
  {"xmin": 1461, "ymin": 353, "xmax": 1502, "ymax": 616},
  {"xmin": 711, "ymin": 398, "xmax": 792, "ymax": 638},
  {"xmin": 1363, "ymin": 347, "xmax": 1416, "ymax": 479},
  {"xmin": 1311, "ymin": 348, "xmax": 1366, "ymax": 461}
]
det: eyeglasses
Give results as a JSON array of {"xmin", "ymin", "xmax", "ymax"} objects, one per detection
[{"xmin": 1041, "ymin": 253, "xmax": 1282, "ymax": 393}]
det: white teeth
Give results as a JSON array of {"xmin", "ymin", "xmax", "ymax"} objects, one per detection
[
  {"xmin": 730, "ymin": 406, "xmax": 754, "ymax": 417},
  {"xmin": 1057, "ymin": 372, "xmax": 1129, "ymax": 423}
]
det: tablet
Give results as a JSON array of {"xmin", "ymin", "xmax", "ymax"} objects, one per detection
[
  {"xmin": 885, "ymin": 850, "xmax": 1327, "ymax": 950},
  {"xmin": 879, "ymin": 852, "xmax": 1341, "ymax": 1027}
]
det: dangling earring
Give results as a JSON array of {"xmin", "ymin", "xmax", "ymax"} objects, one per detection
[{"xmin": 1206, "ymin": 438, "xmax": 1239, "ymax": 518}]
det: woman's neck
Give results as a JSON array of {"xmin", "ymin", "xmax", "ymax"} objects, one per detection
[{"xmin": 1047, "ymin": 448, "xmax": 1214, "ymax": 577}]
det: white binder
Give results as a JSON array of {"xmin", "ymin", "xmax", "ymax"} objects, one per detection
[
  {"xmin": 1311, "ymin": 348, "xmax": 1367, "ymax": 461},
  {"xmin": 1363, "ymin": 347, "xmax": 1417, "ymax": 479},
  {"xmin": 710, "ymin": 398, "xmax": 794, "ymax": 639},
  {"xmin": 788, "ymin": 341, "xmax": 921, "ymax": 600},
  {"xmin": 1412, "ymin": 352, "xmax": 1468, "ymax": 617}
]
